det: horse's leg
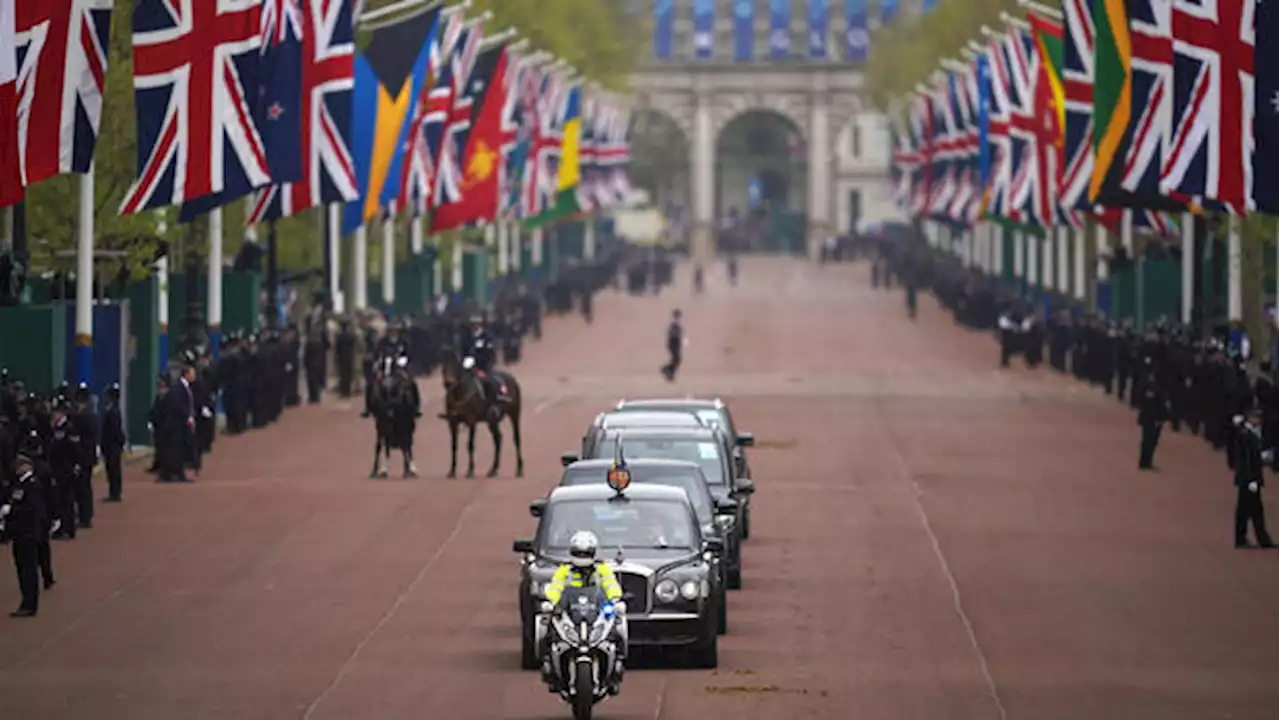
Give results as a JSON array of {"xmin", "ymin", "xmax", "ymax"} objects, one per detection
[
  {"xmin": 447, "ymin": 421, "xmax": 459, "ymax": 478},
  {"xmin": 465, "ymin": 422, "xmax": 477, "ymax": 478},
  {"xmin": 405, "ymin": 424, "xmax": 418, "ymax": 478},
  {"xmin": 486, "ymin": 419, "xmax": 502, "ymax": 478},
  {"xmin": 370, "ymin": 431, "xmax": 382, "ymax": 479},
  {"xmin": 510, "ymin": 408, "xmax": 525, "ymax": 478},
  {"xmin": 379, "ymin": 429, "xmax": 390, "ymax": 478}
]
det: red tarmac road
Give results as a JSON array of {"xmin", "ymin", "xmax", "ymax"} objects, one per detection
[{"xmin": 1, "ymin": 257, "xmax": 1274, "ymax": 720}]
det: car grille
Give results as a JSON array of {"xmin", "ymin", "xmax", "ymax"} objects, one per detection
[{"xmin": 616, "ymin": 571, "xmax": 651, "ymax": 614}]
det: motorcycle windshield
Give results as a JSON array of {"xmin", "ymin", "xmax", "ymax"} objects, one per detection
[{"xmin": 558, "ymin": 586, "xmax": 608, "ymax": 624}]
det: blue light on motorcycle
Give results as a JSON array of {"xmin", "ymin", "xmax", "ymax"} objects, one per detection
[{"xmin": 601, "ymin": 603, "xmax": 615, "ymax": 618}]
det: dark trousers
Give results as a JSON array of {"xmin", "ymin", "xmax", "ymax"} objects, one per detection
[
  {"xmin": 662, "ymin": 349, "xmax": 682, "ymax": 381},
  {"xmin": 306, "ymin": 364, "xmax": 325, "ymax": 403},
  {"xmin": 1139, "ymin": 421, "xmax": 1162, "ymax": 468},
  {"xmin": 11, "ymin": 538, "xmax": 39, "ymax": 612},
  {"xmin": 72, "ymin": 464, "xmax": 94, "ymax": 525},
  {"xmin": 37, "ymin": 537, "xmax": 54, "ymax": 586},
  {"xmin": 52, "ymin": 476, "xmax": 76, "ymax": 538},
  {"xmin": 1235, "ymin": 487, "xmax": 1273, "ymax": 546},
  {"xmin": 160, "ymin": 437, "xmax": 188, "ymax": 482},
  {"xmin": 104, "ymin": 449, "xmax": 123, "ymax": 500}
]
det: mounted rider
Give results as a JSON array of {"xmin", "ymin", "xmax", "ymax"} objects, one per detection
[
  {"xmin": 363, "ymin": 348, "xmax": 420, "ymax": 420},
  {"xmin": 446, "ymin": 314, "xmax": 504, "ymax": 422}
]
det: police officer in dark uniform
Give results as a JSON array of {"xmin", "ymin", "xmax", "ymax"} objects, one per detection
[
  {"xmin": 1136, "ymin": 358, "xmax": 1169, "ymax": 470},
  {"xmin": 47, "ymin": 398, "xmax": 78, "ymax": 539},
  {"xmin": 304, "ymin": 306, "xmax": 329, "ymax": 403},
  {"xmin": 71, "ymin": 382, "xmax": 97, "ymax": 529},
  {"xmin": 661, "ymin": 309, "xmax": 683, "ymax": 382},
  {"xmin": 100, "ymin": 383, "xmax": 126, "ymax": 502},
  {"xmin": 335, "ymin": 319, "xmax": 357, "ymax": 396},
  {"xmin": 1231, "ymin": 407, "xmax": 1274, "ymax": 549},
  {"xmin": 462, "ymin": 315, "xmax": 501, "ymax": 421},
  {"xmin": 3, "ymin": 453, "xmax": 51, "ymax": 617}
]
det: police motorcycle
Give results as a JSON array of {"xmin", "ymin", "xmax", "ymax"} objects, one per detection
[{"xmin": 537, "ymin": 585, "xmax": 627, "ymax": 720}]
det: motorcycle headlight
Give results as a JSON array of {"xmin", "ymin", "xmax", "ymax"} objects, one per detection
[
  {"xmin": 654, "ymin": 579, "xmax": 679, "ymax": 603},
  {"xmin": 679, "ymin": 580, "xmax": 700, "ymax": 601}
]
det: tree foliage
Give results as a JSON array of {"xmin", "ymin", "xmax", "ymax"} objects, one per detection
[{"xmin": 864, "ymin": 0, "xmax": 1022, "ymax": 112}]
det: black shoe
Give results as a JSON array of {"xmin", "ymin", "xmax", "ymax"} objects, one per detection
[
  {"xmin": 43, "ymin": 579, "xmax": 56, "ymax": 590},
  {"xmin": 1235, "ymin": 541, "xmax": 1251, "ymax": 548},
  {"xmin": 10, "ymin": 608, "xmax": 36, "ymax": 618},
  {"xmin": 78, "ymin": 521, "xmax": 93, "ymax": 529},
  {"xmin": 102, "ymin": 496, "xmax": 121, "ymax": 503},
  {"xmin": 436, "ymin": 412, "xmax": 450, "ymax": 420}
]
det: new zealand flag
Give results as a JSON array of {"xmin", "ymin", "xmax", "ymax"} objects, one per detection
[{"xmin": 179, "ymin": 0, "xmax": 304, "ymax": 221}]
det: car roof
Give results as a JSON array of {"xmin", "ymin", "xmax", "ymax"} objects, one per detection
[
  {"xmin": 602, "ymin": 426, "xmax": 724, "ymax": 441},
  {"xmin": 598, "ymin": 410, "xmax": 704, "ymax": 428},
  {"xmin": 617, "ymin": 398, "xmax": 722, "ymax": 410},
  {"xmin": 565, "ymin": 458, "xmax": 703, "ymax": 471},
  {"xmin": 547, "ymin": 484, "xmax": 692, "ymax": 503}
]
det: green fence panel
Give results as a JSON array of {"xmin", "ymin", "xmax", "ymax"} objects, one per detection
[
  {"xmin": 0, "ymin": 305, "xmax": 67, "ymax": 392},
  {"xmin": 1143, "ymin": 257, "xmax": 1182, "ymax": 326},
  {"xmin": 368, "ymin": 279, "xmax": 385, "ymax": 311},
  {"xmin": 1111, "ymin": 267, "xmax": 1136, "ymax": 321},
  {"xmin": 223, "ymin": 270, "xmax": 260, "ymax": 335},
  {"xmin": 125, "ymin": 277, "xmax": 159, "ymax": 444},
  {"xmin": 394, "ymin": 262, "xmax": 428, "ymax": 316},
  {"xmin": 1001, "ymin": 226, "xmax": 1016, "ymax": 284},
  {"xmin": 462, "ymin": 249, "xmax": 489, "ymax": 305}
]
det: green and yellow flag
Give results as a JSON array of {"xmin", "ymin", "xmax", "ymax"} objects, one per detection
[
  {"xmin": 1090, "ymin": 0, "xmax": 1131, "ymax": 202},
  {"xmin": 554, "ymin": 84, "xmax": 583, "ymax": 216}
]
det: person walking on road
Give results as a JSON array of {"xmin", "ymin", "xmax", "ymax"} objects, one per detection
[
  {"xmin": 661, "ymin": 310, "xmax": 684, "ymax": 382},
  {"xmin": 1136, "ymin": 359, "xmax": 1169, "ymax": 470},
  {"xmin": 1231, "ymin": 407, "xmax": 1275, "ymax": 549}
]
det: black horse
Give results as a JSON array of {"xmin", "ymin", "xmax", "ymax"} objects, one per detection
[
  {"xmin": 439, "ymin": 349, "xmax": 524, "ymax": 478},
  {"xmin": 367, "ymin": 356, "xmax": 420, "ymax": 479}
]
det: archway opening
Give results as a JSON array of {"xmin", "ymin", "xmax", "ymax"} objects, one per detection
[
  {"xmin": 714, "ymin": 110, "xmax": 808, "ymax": 254},
  {"xmin": 628, "ymin": 109, "xmax": 691, "ymax": 218}
]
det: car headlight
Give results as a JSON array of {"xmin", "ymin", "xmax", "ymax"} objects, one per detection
[
  {"xmin": 654, "ymin": 579, "xmax": 678, "ymax": 603},
  {"xmin": 680, "ymin": 580, "xmax": 700, "ymax": 601}
]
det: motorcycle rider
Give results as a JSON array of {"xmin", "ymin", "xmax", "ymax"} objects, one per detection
[{"xmin": 540, "ymin": 530, "xmax": 628, "ymax": 691}]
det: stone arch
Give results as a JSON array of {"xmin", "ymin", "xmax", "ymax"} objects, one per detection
[
  {"xmin": 713, "ymin": 108, "xmax": 809, "ymax": 221},
  {"xmin": 632, "ymin": 93, "xmax": 693, "ymax": 142},
  {"xmin": 712, "ymin": 91, "xmax": 809, "ymax": 146},
  {"xmin": 628, "ymin": 106, "xmax": 692, "ymax": 207}
]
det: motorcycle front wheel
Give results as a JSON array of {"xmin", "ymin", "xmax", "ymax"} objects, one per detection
[{"xmin": 572, "ymin": 660, "xmax": 595, "ymax": 720}]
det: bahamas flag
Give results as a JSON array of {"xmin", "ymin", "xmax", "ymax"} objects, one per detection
[
  {"xmin": 553, "ymin": 83, "xmax": 583, "ymax": 217},
  {"xmin": 342, "ymin": 6, "xmax": 441, "ymax": 236}
]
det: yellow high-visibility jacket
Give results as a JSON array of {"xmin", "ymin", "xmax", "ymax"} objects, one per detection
[{"xmin": 544, "ymin": 562, "xmax": 623, "ymax": 605}]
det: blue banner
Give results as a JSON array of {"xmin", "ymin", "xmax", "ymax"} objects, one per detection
[
  {"xmin": 878, "ymin": 0, "xmax": 899, "ymax": 26},
  {"xmin": 734, "ymin": 0, "xmax": 756, "ymax": 61},
  {"xmin": 654, "ymin": 0, "xmax": 675, "ymax": 59},
  {"xmin": 693, "ymin": 0, "xmax": 715, "ymax": 59},
  {"xmin": 843, "ymin": 0, "xmax": 868, "ymax": 61},
  {"xmin": 808, "ymin": 0, "xmax": 828, "ymax": 58},
  {"xmin": 921, "ymin": 0, "xmax": 940, "ymax": 12},
  {"xmin": 769, "ymin": 0, "xmax": 791, "ymax": 59},
  {"xmin": 1254, "ymin": 0, "xmax": 1277, "ymax": 215}
]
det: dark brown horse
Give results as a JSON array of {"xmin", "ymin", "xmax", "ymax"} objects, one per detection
[{"xmin": 439, "ymin": 350, "xmax": 524, "ymax": 478}]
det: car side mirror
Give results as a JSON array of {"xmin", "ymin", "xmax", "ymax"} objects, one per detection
[
  {"xmin": 513, "ymin": 538, "xmax": 534, "ymax": 554},
  {"xmin": 529, "ymin": 499, "xmax": 547, "ymax": 518},
  {"xmin": 736, "ymin": 432, "xmax": 755, "ymax": 447},
  {"xmin": 703, "ymin": 537, "xmax": 725, "ymax": 555},
  {"xmin": 734, "ymin": 478, "xmax": 755, "ymax": 496},
  {"xmin": 560, "ymin": 452, "xmax": 579, "ymax": 467},
  {"xmin": 715, "ymin": 497, "xmax": 739, "ymax": 513}
]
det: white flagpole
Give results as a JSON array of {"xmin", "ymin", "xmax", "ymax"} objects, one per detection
[
  {"xmin": 1227, "ymin": 213, "xmax": 1242, "ymax": 321},
  {"xmin": 74, "ymin": 169, "xmax": 94, "ymax": 385},
  {"xmin": 382, "ymin": 203, "xmax": 396, "ymax": 307},
  {"xmin": 497, "ymin": 220, "xmax": 510, "ymax": 275},
  {"xmin": 155, "ymin": 211, "xmax": 170, "ymax": 370},
  {"xmin": 353, "ymin": 223, "xmax": 368, "ymax": 310},
  {"xmin": 207, "ymin": 206, "xmax": 224, "ymax": 347},
  {"xmin": 411, "ymin": 212, "xmax": 424, "ymax": 255},
  {"xmin": 327, "ymin": 203, "xmax": 344, "ymax": 313},
  {"xmin": 1180, "ymin": 210, "xmax": 1194, "ymax": 323},
  {"xmin": 451, "ymin": 234, "xmax": 464, "ymax": 291}
]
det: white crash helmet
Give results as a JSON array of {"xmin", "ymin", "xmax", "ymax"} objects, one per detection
[{"xmin": 568, "ymin": 531, "xmax": 599, "ymax": 568}]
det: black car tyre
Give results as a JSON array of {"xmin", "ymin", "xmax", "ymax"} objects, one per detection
[
  {"xmin": 717, "ymin": 584, "xmax": 728, "ymax": 635},
  {"xmin": 693, "ymin": 612, "xmax": 719, "ymax": 668},
  {"xmin": 520, "ymin": 615, "xmax": 538, "ymax": 670},
  {"xmin": 742, "ymin": 505, "xmax": 751, "ymax": 539},
  {"xmin": 727, "ymin": 565, "xmax": 742, "ymax": 590}
]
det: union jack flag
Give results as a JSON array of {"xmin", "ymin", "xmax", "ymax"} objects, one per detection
[
  {"xmin": 430, "ymin": 24, "xmax": 482, "ymax": 212},
  {"xmin": 609, "ymin": 104, "xmax": 634, "ymax": 204},
  {"xmin": 926, "ymin": 75, "xmax": 957, "ymax": 219},
  {"xmin": 121, "ymin": 0, "xmax": 270, "ymax": 215},
  {"xmin": 497, "ymin": 51, "xmax": 533, "ymax": 219},
  {"xmin": 592, "ymin": 101, "xmax": 625, "ymax": 208},
  {"xmin": 889, "ymin": 114, "xmax": 918, "ymax": 211},
  {"xmin": 0, "ymin": 0, "xmax": 19, "ymax": 207},
  {"xmin": 899, "ymin": 91, "xmax": 933, "ymax": 217},
  {"xmin": 1117, "ymin": 0, "xmax": 1177, "ymax": 206},
  {"xmin": 1060, "ymin": 0, "xmax": 1095, "ymax": 213},
  {"xmin": 524, "ymin": 71, "xmax": 565, "ymax": 220},
  {"xmin": 982, "ymin": 36, "xmax": 1015, "ymax": 219},
  {"xmin": 398, "ymin": 7, "xmax": 460, "ymax": 217},
  {"xmin": 14, "ymin": 0, "xmax": 112, "ymax": 185},
  {"xmin": 1162, "ymin": 0, "xmax": 1256, "ymax": 213},
  {"xmin": 575, "ymin": 91, "xmax": 597, "ymax": 214},
  {"xmin": 948, "ymin": 62, "xmax": 979, "ymax": 225},
  {"xmin": 248, "ymin": 0, "xmax": 357, "ymax": 223}
]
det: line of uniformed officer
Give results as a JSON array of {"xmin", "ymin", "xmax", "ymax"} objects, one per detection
[{"xmin": 875, "ymin": 232, "xmax": 1278, "ymax": 548}]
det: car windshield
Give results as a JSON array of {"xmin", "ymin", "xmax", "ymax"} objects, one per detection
[
  {"xmin": 692, "ymin": 408, "xmax": 732, "ymax": 433},
  {"xmin": 540, "ymin": 499, "xmax": 698, "ymax": 551},
  {"xmin": 592, "ymin": 438, "xmax": 726, "ymax": 485},
  {"xmin": 561, "ymin": 467, "xmax": 713, "ymax": 525}
]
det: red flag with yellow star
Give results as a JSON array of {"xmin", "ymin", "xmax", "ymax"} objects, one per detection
[{"xmin": 431, "ymin": 42, "xmax": 507, "ymax": 231}]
